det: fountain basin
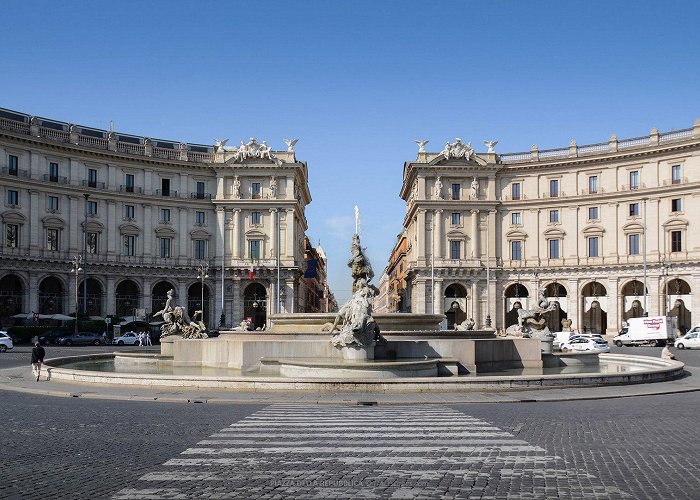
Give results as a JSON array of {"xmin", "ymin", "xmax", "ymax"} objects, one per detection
[
  {"xmin": 41, "ymin": 353, "xmax": 684, "ymax": 392},
  {"xmin": 260, "ymin": 357, "xmax": 439, "ymax": 379},
  {"xmin": 267, "ymin": 313, "xmax": 448, "ymax": 333}
]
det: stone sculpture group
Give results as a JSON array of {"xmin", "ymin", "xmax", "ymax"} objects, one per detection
[
  {"xmin": 153, "ymin": 289, "xmax": 208, "ymax": 340},
  {"xmin": 324, "ymin": 233, "xmax": 380, "ymax": 348}
]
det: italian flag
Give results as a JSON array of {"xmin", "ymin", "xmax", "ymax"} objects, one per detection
[{"xmin": 248, "ymin": 261, "xmax": 255, "ymax": 280}]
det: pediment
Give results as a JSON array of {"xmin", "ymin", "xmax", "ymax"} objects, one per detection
[
  {"xmin": 81, "ymin": 220, "xmax": 105, "ymax": 233},
  {"xmin": 245, "ymin": 229, "xmax": 266, "ymax": 238},
  {"xmin": 155, "ymin": 226, "xmax": 177, "ymax": 237},
  {"xmin": 662, "ymin": 217, "xmax": 689, "ymax": 229},
  {"xmin": 1, "ymin": 211, "xmax": 26, "ymax": 224},
  {"xmin": 41, "ymin": 216, "xmax": 65, "ymax": 228},
  {"xmin": 622, "ymin": 222, "xmax": 644, "ymax": 233},
  {"xmin": 582, "ymin": 224, "xmax": 605, "ymax": 235},
  {"xmin": 446, "ymin": 229, "xmax": 467, "ymax": 238},
  {"xmin": 119, "ymin": 223, "xmax": 141, "ymax": 235},
  {"xmin": 190, "ymin": 229, "xmax": 211, "ymax": 239},
  {"xmin": 505, "ymin": 229, "xmax": 528, "ymax": 240},
  {"xmin": 543, "ymin": 227, "xmax": 566, "ymax": 237}
]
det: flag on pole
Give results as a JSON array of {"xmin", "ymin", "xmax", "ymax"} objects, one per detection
[{"xmin": 248, "ymin": 261, "xmax": 255, "ymax": 280}]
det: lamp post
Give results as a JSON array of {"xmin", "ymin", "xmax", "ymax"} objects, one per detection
[
  {"xmin": 197, "ymin": 264, "xmax": 209, "ymax": 325},
  {"xmin": 485, "ymin": 210, "xmax": 495, "ymax": 328},
  {"xmin": 71, "ymin": 255, "xmax": 82, "ymax": 335}
]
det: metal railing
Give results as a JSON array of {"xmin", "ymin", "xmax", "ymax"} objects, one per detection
[
  {"xmin": 119, "ymin": 185, "xmax": 143, "ymax": 194},
  {"xmin": 155, "ymin": 189, "xmax": 178, "ymax": 197},
  {"xmin": 190, "ymin": 192, "xmax": 212, "ymax": 199},
  {"xmin": 81, "ymin": 180, "xmax": 106, "ymax": 189},
  {"xmin": 43, "ymin": 174, "xmax": 69, "ymax": 184}
]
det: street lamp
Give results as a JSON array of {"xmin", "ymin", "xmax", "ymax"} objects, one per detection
[
  {"xmin": 71, "ymin": 255, "xmax": 82, "ymax": 335},
  {"xmin": 83, "ymin": 193, "xmax": 90, "ymax": 316},
  {"xmin": 197, "ymin": 264, "xmax": 209, "ymax": 325}
]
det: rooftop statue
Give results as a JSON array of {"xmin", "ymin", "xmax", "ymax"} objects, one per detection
[
  {"xmin": 414, "ymin": 139, "xmax": 429, "ymax": 153},
  {"xmin": 283, "ymin": 138, "xmax": 298, "ymax": 153},
  {"xmin": 440, "ymin": 138, "xmax": 474, "ymax": 160},
  {"xmin": 153, "ymin": 289, "xmax": 208, "ymax": 339},
  {"xmin": 483, "ymin": 140, "xmax": 498, "ymax": 153}
]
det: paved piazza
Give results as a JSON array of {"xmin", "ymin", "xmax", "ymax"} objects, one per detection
[{"xmin": 1, "ymin": 385, "xmax": 699, "ymax": 499}]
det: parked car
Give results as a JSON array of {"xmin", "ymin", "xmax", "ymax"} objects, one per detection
[
  {"xmin": 675, "ymin": 331, "xmax": 700, "ymax": 350},
  {"xmin": 39, "ymin": 330, "xmax": 69, "ymax": 345},
  {"xmin": 57, "ymin": 332, "xmax": 105, "ymax": 346},
  {"xmin": 0, "ymin": 331, "xmax": 14, "ymax": 352},
  {"xmin": 112, "ymin": 331, "xmax": 141, "ymax": 346},
  {"xmin": 560, "ymin": 337, "xmax": 610, "ymax": 353}
]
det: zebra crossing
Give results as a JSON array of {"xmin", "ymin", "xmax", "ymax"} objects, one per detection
[{"xmin": 113, "ymin": 404, "xmax": 630, "ymax": 499}]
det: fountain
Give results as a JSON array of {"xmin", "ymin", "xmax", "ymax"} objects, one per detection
[{"xmin": 38, "ymin": 209, "xmax": 685, "ymax": 391}]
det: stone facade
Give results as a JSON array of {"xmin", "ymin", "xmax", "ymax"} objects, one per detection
[
  {"xmin": 399, "ymin": 123, "xmax": 700, "ymax": 334},
  {"xmin": 0, "ymin": 108, "xmax": 327, "ymax": 328}
]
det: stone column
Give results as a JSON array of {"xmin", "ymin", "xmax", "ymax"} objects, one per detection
[
  {"xmin": 142, "ymin": 277, "xmax": 152, "ymax": 315},
  {"xmin": 106, "ymin": 199, "xmax": 117, "ymax": 256},
  {"xmin": 415, "ymin": 279, "xmax": 426, "ymax": 313},
  {"xmin": 416, "ymin": 210, "xmax": 426, "ymax": 263},
  {"xmin": 29, "ymin": 190, "xmax": 40, "ymax": 251},
  {"xmin": 216, "ymin": 176, "xmax": 224, "ymax": 198},
  {"xmin": 143, "ymin": 204, "xmax": 152, "ymax": 256},
  {"xmin": 647, "ymin": 279, "xmax": 660, "ymax": 317},
  {"xmin": 285, "ymin": 278, "xmax": 295, "ymax": 313},
  {"xmin": 106, "ymin": 276, "xmax": 116, "ymax": 316},
  {"xmin": 29, "ymin": 150, "xmax": 40, "ymax": 179},
  {"xmin": 68, "ymin": 273, "xmax": 78, "ymax": 316},
  {"xmin": 286, "ymin": 209, "xmax": 294, "ymax": 260},
  {"xmin": 179, "ymin": 172, "xmax": 188, "ymax": 197},
  {"xmin": 269, "ymin": 208, "xmax": 277, "ymax": 258},
  {"xmin": 434, "ymin": 210, "xmax": 443, "ymax": 259},
  {"xmin": 68, "ymin": 195, "xmax": 79, "ymax": 253},
  {"xmin": 232, "ymin": 276, "xmax": 242, "ymax": 323},
  {"xmin": 178, "ymin": 207, "xmax": 188, "ymax": 261},
  {"xmin": 216, "ymin": 207, "xmax": 225, "ymax": 263},
  {"xmin": 433, "ymin": 278, "xmax": 443, "ymax": 317},
  {"xmin": 567, "ymin": 278, "xmax": 579, "ymax": 331},
  {"xmin": 144, "ymin": 170, "xmax": 153, "ymax": 196},
  {"xmin": 471, "ymin": 281, "xmax": 481, "ymax": 326},
  {"xmin": 470, "ymin": 210, "xmax": 480, "ymax": 258},
  {"xmin": 28, "ymin": 273, "xmax": 38, "ymax": 313},
  {"xmin": 233, "ymin": 209, "xmax": 241, "ymax": 259},
  {"xmin": 606, "ymin": 276, "xmax": 620, "ymax": 335},
  {"xmin": 177, "ymin": 281, "xmax": 188, "ymax": 310}
]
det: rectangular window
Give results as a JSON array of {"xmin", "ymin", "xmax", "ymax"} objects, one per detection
[
  {"xmin": 451, "ymin": 183, "xmax": 461, "ymax": 200},
  {"xmin": 549, "ymin": 209, "xmax": 559, "ymax": 223},
  {"xmin": 511, "ymin": 212, "xmax": 521, "ymax": 225},
  {"xmin": 88, "ymin": 168, "xmax": 97, "ymax": 188},
  {"xmin": 87, "ymin": 200, "xmax": 98, "ymax": 215},
  {"xmin": 194, "ymin": 239, "xmax": 206, "ymax": 259},
  {"xmin": 450, "ymin": 240, "xmax": 461, "ymax": 260},
  {"xmin": 629, "ymin": 170, "xmax": 639, "ymax": 189},
  {"xmin": 588, "ymin": 236, "xmax": 599, "ymax": 257},
  {"xmin": 511, "ymin": 240, "xmax": 522, "ymax": 261},
  {"xmin": 195, "ymin": 211, "xmax": 205, "ymax": 224},
  {"xmin": 549, "ymin": 179, "xmax": 559, "ymax": 197},
  {"xmin": 87, "ymin": 232, "xmax": 98, "ymax": 254},
  {"xmin": 671, "ymin": 198, "xmax": 682, "ymax": 212},
  {"xmin": 511, "ymin": 182, "xmax": 521, "ymax": 200},
  {"xmin": 123, "ymin": 235, "xmax": 135, "ymax": 256},
  {"xmin": 671, "ymin": 165, "xmax": 681, "ymax": 184},
  {"xmin": 49, "ymin": 162, "xmax": 59, "ymax": 182},
  {"xmin": 628, "ymin": 233, "xmax": 640, "ymax": 255},
  {"xmin": 588, "ymin": 175, "xmax": 598, "ymax": 194},
  {"xmin": 7, "ymin": 189, "xmax": 18, "ymax": 205},
  {"xmin": 671, "ymin": 231, "xmax": 682, "ymax": 252},
  {"xmin": 548, "ymin": 239, "xmax": 560, "ymax": 259},
  {"xmin": 161, "ymin": 178, "xmax": 170, "ymax": 197},
  {"xmin": 125, "ymin": 173, "xmax": 135, "ymax": 192},
  {"xmin": 252, "ymin": 182, "xmax": 261, "ymax": 199},
  {"xmin": 196, "ymin": 181, "xmax": 205, "ymax": 198},
  {"xmin": 159, "ymin": 237, "xmax": 171, "ymax": 258},
  {"xmin": 251, "ymin": 211, "xmax": 261, "ymax": 225},
  {"xmin": 8, "ymin": 155, "xmax": 18, "ymax": 175},
  {"xmin": 124, "ymin": 204, "xmax": 135, "ymax": 219},
  {"xmin": 6, "ymin": 223, "xmax": 18, "ymax": 248},
  {"xmin": 588, "ymin": 206, "xmax": 599, "ymax": 221},
  {"xmin": 629, "ymin": 203, "xmax": 640, "ymax": 217},
  {"xmin": 451, "ymin": 212, "xmax": 461, "ymax": 225},
  {"xmin": 47, "ymin": 228, "xmax": 59, "ymax": 251},
  {"xmin": 249, "ymin": 239, "xmax": 261, "ymax": 260},
  {"xmin": 47, "ymin": 195, "xmax": 59, "ymax": 212},
  {"xmin": 160, "ymin": 208, "xmax": 170, "ymax": 223}
]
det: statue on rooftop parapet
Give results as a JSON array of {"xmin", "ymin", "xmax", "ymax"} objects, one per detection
[{"xmin": 441, "ymin": 138, "xmax": 473, "ymax": 160}]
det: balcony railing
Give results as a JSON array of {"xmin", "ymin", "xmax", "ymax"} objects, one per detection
[
  {"xmin": 663, "ymin": 178, "xmax": 688, "ymax": 186},
  {"xmin": 43, "ymin": 174, "xmax": 69, "ymax": 184},
  {"xmin": 119, "ymin": 185, "xmax": 143, "ymax": 194},
  {"xmin": 190, "ymin": 192, "xmax": 212, "ymax": 199},
  {"xmin": 2, "ymin": 166, "xmax": 29, "ymax": 178},
  {"xmin": 117, "ymin": 142, "xmax": 146, "ymax": 155},
  {"xmin": 155, "ymin": 189, "xmax": 178, "ymax": 197},
  {"xmin": 81, "ymin": 180, "xmax": 106, "ymax": 189}
]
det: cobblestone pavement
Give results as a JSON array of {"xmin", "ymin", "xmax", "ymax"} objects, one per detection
[{"xmin": 2, "ymin": 391, "xmax": 698, "ymax": 499}]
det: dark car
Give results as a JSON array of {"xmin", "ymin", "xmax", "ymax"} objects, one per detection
[
  {"xmin": 57, "ymin": 332, "xmax": 105, "ymax": 346},
  {"xmin": 39, "ymin": 330, "xmax": 69, "ymax": 345}
]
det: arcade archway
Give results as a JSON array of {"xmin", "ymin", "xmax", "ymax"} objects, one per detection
[
  {"xmin": 188, "ymin": 283, "xmax": 211, "ymax": 326},
  {"xmin": 78, "ymin": 278, "xmax": 103, "ymax": 317},
  {"xmin": 0, "ymin": 274, "xmax": 23, "ymax": 317},
  {"xmin": 543, "ymin": 282, "xmax": 568, "ymax": 333},
  {"xmin": 116, "ymin": 280, "xmax": 140, "ymax": 317},
  {"xmin": 581, "ymin": 281, "xmax": 607, "ymax": 335},
  {"xmin": 38, "ymin": 276, "xmax": 65, "ymax": 314},
  {"xmin": 243, "ymin": 283, "xmax": 267, "ymax": 329},
  {"xmin": 504, "ymin": 283, "xmax": 529, "ymax": 328},
  {"xmin": 444, "ymin": 283, "xmax": 468, "ymax": 329}
]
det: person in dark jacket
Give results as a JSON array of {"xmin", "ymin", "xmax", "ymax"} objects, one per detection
[{"xmin": 31, "ymin": 342, "xmax": 45, "ymax": 382}]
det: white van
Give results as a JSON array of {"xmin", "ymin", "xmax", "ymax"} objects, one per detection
[{"xmin": 612, "ymin": 316, "xmax": 674, "ymax": 347}]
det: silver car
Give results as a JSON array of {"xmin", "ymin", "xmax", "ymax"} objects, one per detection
[
  {"xmin": 112, "ymin": 331, "xmax": 141, "ymax": 346},
  {"xmin": 0, "ymin": 331, "xmax": 13, "ymax": 352}
]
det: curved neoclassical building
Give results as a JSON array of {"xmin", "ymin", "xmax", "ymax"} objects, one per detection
[
  {"xmin": 0, "ymin": 107, "xmax": 326, "ymax": 328},
  {"xmin": 393, "ymin": 121, "xmax": 700, "ymax": 335}
]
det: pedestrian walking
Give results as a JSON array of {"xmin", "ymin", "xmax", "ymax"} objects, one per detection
[
  {"xmin": 145, "ymin": 331, "xmax": 152, "ymax": 346},
  {"xmin": 31, "ymin": 341, "xmax": 45, "ymax": 382},
  {"xmin": 138, "ymin": 332, "xmax": 144, "ymax": 346}
]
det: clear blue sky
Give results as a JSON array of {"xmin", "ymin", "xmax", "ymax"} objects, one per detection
[{"xmin": 2, "ymin": 1, "xmax": 699, "ymax": 302}]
